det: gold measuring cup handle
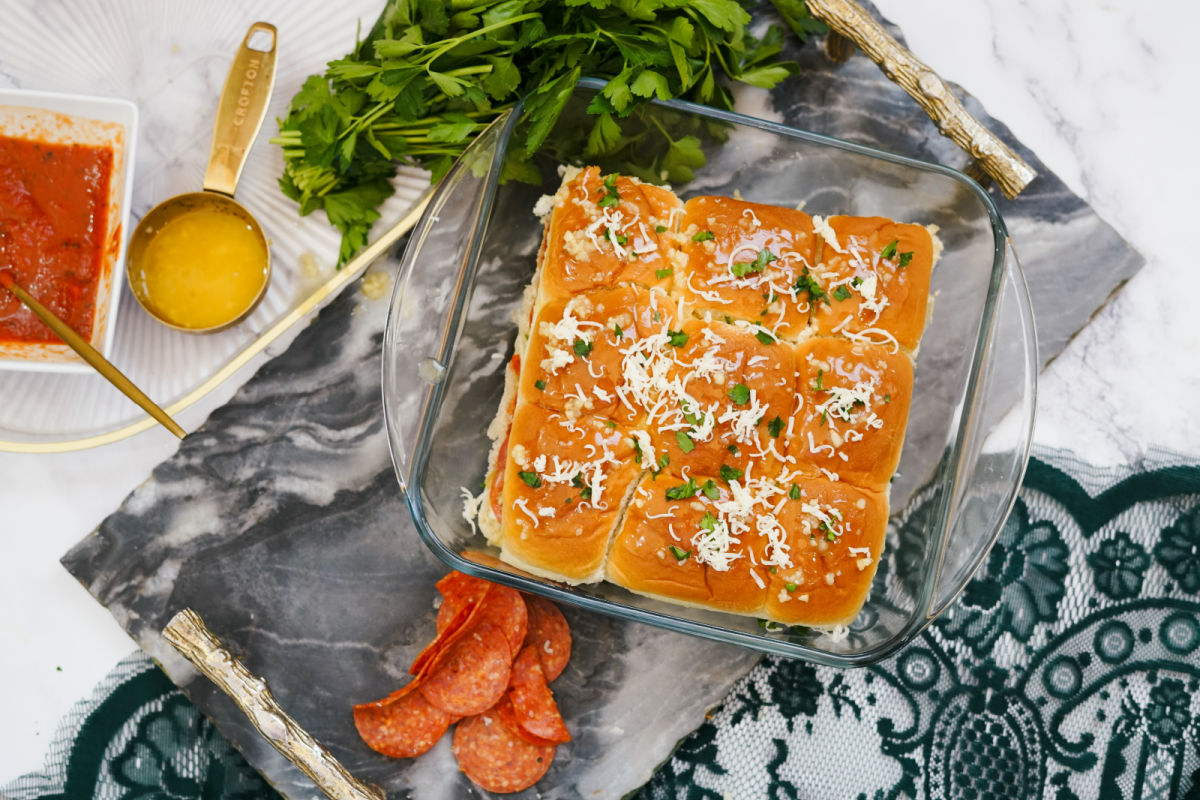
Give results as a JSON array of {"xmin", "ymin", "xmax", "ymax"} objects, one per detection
[{"xmin": 203, "ymin": 21, "xmax": 277, "ymax": 197}]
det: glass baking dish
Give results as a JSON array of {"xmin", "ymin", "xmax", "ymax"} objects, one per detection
[{"xmin": 381, "ymin": 78, "xmax": 1036, "ymax": 666}]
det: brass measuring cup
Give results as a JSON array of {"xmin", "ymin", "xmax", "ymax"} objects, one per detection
[{"xmin": 126, "ymin": 22, "xmax": 277, "ymax": 333}]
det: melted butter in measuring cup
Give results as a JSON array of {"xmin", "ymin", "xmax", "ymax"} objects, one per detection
[{"xmin": 137, "ymin": 204, "xmax": 268, "ymax": 330}]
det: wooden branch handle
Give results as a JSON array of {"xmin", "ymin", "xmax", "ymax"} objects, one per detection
[
  {"xmin": 162, "ymin": 609, "xmax": 384, "ymax": 800},
  {"xmin": 805, "ymin": 0, "xmax": 1037, "ymax": 198}
]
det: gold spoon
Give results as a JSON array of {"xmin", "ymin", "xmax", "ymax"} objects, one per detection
[{"xmin": 0, "ymin": 269, "xmax": 185, "ymax": 439}]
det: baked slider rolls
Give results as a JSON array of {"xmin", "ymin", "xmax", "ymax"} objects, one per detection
[{"xmin": 472, "ymin": 166, "xmax": 937, "ymax": 628}]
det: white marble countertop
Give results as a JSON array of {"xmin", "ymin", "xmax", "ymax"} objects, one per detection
[{"xmin": 3, "ymin": 0, "xmax": 1198, "ymax": 784}]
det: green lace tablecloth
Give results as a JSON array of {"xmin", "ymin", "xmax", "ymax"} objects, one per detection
[{"xmin": 8, "ymin": 450, "xmax": 1200, "ymax": 799}]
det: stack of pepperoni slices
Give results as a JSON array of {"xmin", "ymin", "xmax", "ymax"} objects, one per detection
[{"xmin": 354, "ymin": 571, "xmax": 572, "ymax": 793}]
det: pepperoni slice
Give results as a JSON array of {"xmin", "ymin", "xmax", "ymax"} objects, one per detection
[
  {"xmin": 477, "ymin": 584, "xmax": 528, "ymax": 658},
  {"xmin": 522, "ymin": 594, "xmax": 572, "ymax": 682},
  {"xmin": 353, "ymin": 683, "xmax": 451, "ymax": 758},
  {"xmin": 494, "ymin": 693, "xmax": 560, "ymax": 747},
  {"xmin": 508, "ymin": 645, "xmax": 571, "ymax": 744},
  {"xmin": 412, "ymin": 598, "xmax": 479, "ymax": 678},
  {"xmin": 453, "ymin": 709, "xmax": 556, "ymax": 793},
  {"xmin": 435, "ymin": 573, "xmax": 491, "ymax": 634},
  {"xmin": 419, "ymin": 621, "xmax": 512, "ymax": 716}
]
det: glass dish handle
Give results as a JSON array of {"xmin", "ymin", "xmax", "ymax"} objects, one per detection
[{"xmin": 929, "ymin": 238, "xmax": 1038, "ymax": 618}]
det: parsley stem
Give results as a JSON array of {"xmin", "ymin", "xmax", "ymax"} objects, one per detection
[{"xmin": 424, "ymin": 12, "xmax": 543, "ymax": 65}]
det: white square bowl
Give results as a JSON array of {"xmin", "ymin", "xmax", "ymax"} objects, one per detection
[{"xmin": 0, "ymin": 89, "xmax": 137, "ymax": 373}]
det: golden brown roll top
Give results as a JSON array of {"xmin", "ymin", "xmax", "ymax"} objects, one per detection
[
  {"xmin": 606, "ymin": 468, "xmax": 887, "ymax": 625},
  {"xmin": 537, "ymin": 167, "xmax": 682, "ymax": 303},
  {"xmin": 677, "ymin": 196, "xmax": 817, "ymax": 341},
  {"xmin": 499, "ymin": 403, "xmax": 641, "ymax": 584},
  {"xmin": 809, "ymin": 215, "xmax": 934, "ymax": 352},
  {"xmin": 786, "ymin": 337, "xmax": 913, "ymax": 492},
  {"xmin": 645, "ymin": 318, "xmax": 796, "ymax": 478}
]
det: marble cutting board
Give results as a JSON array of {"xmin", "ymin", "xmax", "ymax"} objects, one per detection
[{"xmin": 62, "ymin": 5, "xmax": 1143, "ymax": 799}]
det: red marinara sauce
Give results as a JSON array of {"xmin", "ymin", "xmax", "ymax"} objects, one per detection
[{"xmin": 0, "ymin": 135, "xmax": 113, "ymax": 343}]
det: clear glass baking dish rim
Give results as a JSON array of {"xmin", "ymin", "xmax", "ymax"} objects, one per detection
[{"xmin": 383, "ymin": 80, "xmax": 1037, "ymax": 666}]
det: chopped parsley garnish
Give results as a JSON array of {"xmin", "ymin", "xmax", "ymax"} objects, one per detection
[
  {"xmin": 614, "ymin": 323, "xmax": 623, "ymax": 339},
  {"xmin": 699, "ymin": 512, "xmax": 717, "ymax": 531},
  {"xmin": 580, "ymin": 487, "xmax": 592, "ymax": 500},
  {"xmin": 571, "ymin": 473, "xmax": 585, "ymax": 488},
  {"xmin": 535, "ymin": 379, "xmax": 546, "ymax": 391},
  {"xmin": 719, "ymin": 464, "xmax": 744, "ymax": 483},
  {"xmin": 669, "ymin": 545, "xmax": 692, "ymax": 561},
  {"xmin": 573, "ymin": 338, "xmax": 593, "ymax": 357},
  {"xmin": 723, "ymin": 315, "xmax": 734, "ymax": 324},
  {"xmin": 519, "ymin": 471, "xmax": 542, "ymax": 488},
  {"xmin": 755, "ymin": 330, "xmax": 775, "ymax": 346},
  {"xmin": 692, "ymin": 230, "xmax": 715, "ymax": 242},
  {"xmin": 605, "ymin": 420, "xmax": 617, "ymax": 429},
  {"xmin": 675, "ymin": 430, "xmax": 695, "ymax": 453},
  {"xmin": 682, "ymin": 406, "xmax": 702, "ymax": 426},
  {"xmin": 731, "ymin": 248, "xmax": 777, "ymax": 278},
  {"xmin": 832, "ymin": 284, "xmax": 852, "ymax": 302},
  {"xmin": 632, "ymin": 437, "xmax": 643, "ymax": 463},
  {"xmin": 785, "ymin": 583, "xmax": 798, "ymax": 592},
  {"xmin": 788, "ymin": 484, "xmax": 801, "ymax": 500},
  {"xmin": 658, "ymin": 453, "xmax": 670, "ymax": 470},
  {"xmin": 851, "ymin": 276, "xmax": 863, "ymax": 287},
  {"xmin": 899, "ymin": 251, "xmax": 913, "ymax": 267},
  {"xmin": 667, "ymin": 329, "xmax": 689, "ymax": 347},
  {"xmin": 727, "ymin": 444, "xmax": 739, "ymax": 455},
  {"xmin": 701, "ymin": 479, "xmax": 719, "ymax": 500},
  {"xmin": 767, "ymin": 416, "xmax": 784, "ymax": 438},
  {"xmin": 655, "ymin": 224, "xmax": 667, "ymax": 233},
  {"xmin": 793, "ymin": 267, "xmax": 828, "ymax": 304},
  {"xmin": 603, "ymin": 228, "xmax": 628, "ymax": 245},
  {"xmin": 769, "ymin": 566, "xmax": 777, "ymax": 574},
  {"xmin": 883, "ymin": 393, "xmax": 891, "ymax": 403},
  {"xmin": 665, "ymin": 478, "xmax": 698, "ymax": 501},
  {"xmin": 655, "ymin": 268, "xmax": 673, "ymax": 279},
  {"xmin": 811, "ymin": 369, "xmax": 825, "ymax": 392},
  {"xmin": 598, "ymin": 173, "xmax": 621, "ymax": 208},
  {"xmin": 880, "ymin": 238, "xmax": 898, "ymax": 260},
  {"xmin": 728, "ymin": 383, "xmax": 751, "ymax": 404}
]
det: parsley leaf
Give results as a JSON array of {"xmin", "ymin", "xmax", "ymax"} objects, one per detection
[
  {"xmin": 667, "ymin": 329, "xmax": 689, "ymax": 347},
  {"xmin": 794, "ymin": 267, "xmax": 828, "ymax": 304},
  {"xmin": 675, "ymin": 430, "xmax": 695, "ymax": 453},
  {"xmin": 832, "ymin": 284, "xmax": 852, "ymax": 302},
  {"xmin": 665, "ymin": 478, "xmax": 698, "ymax": 500},
  {"xmin": 701, "ymin": 479, "xmax": 720, "ymax": 500},
  {"xmin": 719, "ymin": 464, "xmax": 744, "ymax": 482},
  {"xmin": 519, "ymin": 471, "xmax": 542, "ymax": 488},
  {"xmin": 535, "ymin": 379, "xmax": 546, "ymax": 390},
  {"xmin": 731, "ymin": 248, "xmax": 777, "ymax": 278},
  {"xmin": 573, "ymin": 338, "xmax": 593, "ymax": 357},
  {"xmin": 767, "ymin": 416, "xmax": 784, "ymax": 438},
  {"xmin": 656, "ymin": 268, "xmax": 673, "ymax": 279},
  {"xmin": 692, "ymin": 230, "xmax": 715, "ymax": 242},
  {"xmin": 755, "ymin": 330, "xmax": 775, "ymax": 346},
  {"xmin": 597, "ymin": 173, "xmax": 621, "ymax": 208},
  {"xmin": 728, "ymin": 383, "xmax": 750, "ymax": 404},
  {"xmin": 788, "ymin": 483, "xmax": 801, "ymax": 500},
  {"xmin": 669, "ymin": 545, "xmax": 692, "ymax": 561},
  {"xmin": 899, "ymin": 251, "xmax": 913, "ymax": 267},
  {"xmin": 880, "ymin": 238, "xmax": 899, "ymax": 260}
]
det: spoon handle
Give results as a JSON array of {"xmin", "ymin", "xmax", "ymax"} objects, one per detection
[
  {"xmin": 203, "ymin": 22, "xmax": 277, "ymax": 197},
  {"xmin": 0, "ymin": 271, "xmax": 185, "ymax": 439}
]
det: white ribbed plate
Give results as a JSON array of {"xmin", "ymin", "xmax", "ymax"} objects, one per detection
[{"xmin": 0, "ymin": 0, "xmax": 428, "ymax": 447}]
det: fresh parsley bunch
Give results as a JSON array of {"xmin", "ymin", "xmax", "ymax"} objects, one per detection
[{"xmin": 274, "ymin": 0, "xmax": 824, "ymax": 264}]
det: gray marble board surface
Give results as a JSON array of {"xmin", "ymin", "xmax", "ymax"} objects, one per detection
[{"xmin": 62, "ymin": 5, "xmax": 1142, "ymax": 799}]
